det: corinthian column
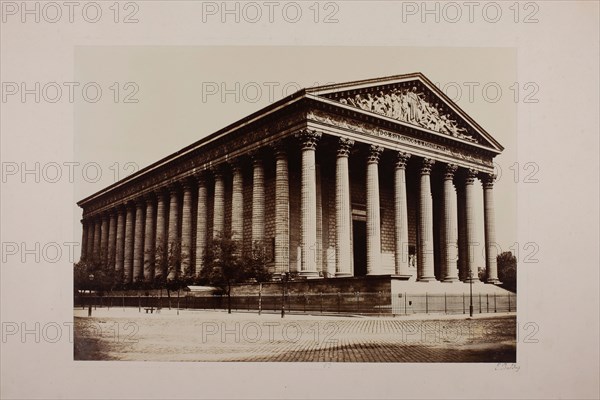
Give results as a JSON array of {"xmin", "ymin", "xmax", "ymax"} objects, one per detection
[
  {"xmin": 154, "ymin": 191, "xmax": 168, "ymax": 280},
  {"xmin": 418, "ymin": 158, "xmax": 436, "ymax": 281},
  {"xmin": 81, "ymin": 220, "xmax": 88, "ymax": 261},
  {"xmin": 167, "ymin": 185, "xmax": 180, "ymax": 280},
  {"xmin": 115, "ymin": 207, "xmax": 126, "ymax": 282},
  {"xmin": 366, "ymin": 145, "xmax": 383, "ymax": 275},
  {"xmin": 273, "ymin": 143, "xmax": 289, "ymax": 274},
  {"xmin": 335, "ymin": 138, "xmax": 354, "ymax": 277},
  {"xmin": 123, "ymin": 203, "xmax": 135, "ymax": 284},
  {"xmin": 100, "ymin": 214, "xmax": 109, "ymax": 263},
  {"xmin": 212, "ymin": 169, "xmax": 225, "ymax": 238},
  {"xmin": 231, "ymin": 160, "xmax": 244, "ymax": 248},
  {"xmin": 195, "ymin": 174, "xmax": 208, "ymax": 277},
  {"xmin": 93, "ymin": 217, "xmax": 101, "ymax": 261},
  {"xmin": 251, "ymin": 153, "xmax": 265, "ymax": 249},
  {"xmin": 133, "ymin": 200, "xmax": 145, "ymax": 282},
  {"xmin": 143, "ymin": 195, "xmax": 155, "ymax": 282},
  {"xmin": 180, "ymin": 180, "xmax": 194, "ymax": 277},
  {"xmin": 107, "ymin": 210, "xmax": 117, "ymax": 269},
  {"xmin": 296, "ymin": 129, "xmax": 321, "ymax": 277},
  {"xmin": 442, "ymin": 164, "xmax": 459, "ymax": 282},
  {"xmin": 394, "ymin": 152, "xmax": 411, "ymax": 277},
  {"xmin": 482, "ymin": 173, "xmax": 501, "ymax": 283},
  {"xmin": 86, "ymin": 218, "xmax": 95, "ymax": 261},
  {"xmin": 464, "ymin": 168, "xmax": 480, "ymax": 282}
]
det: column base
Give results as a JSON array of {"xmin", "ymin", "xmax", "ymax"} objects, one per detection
[
  {"xmin": 391, "ymin": 274, "xmax": 412, "ymax": 280},
  {"xmin": 335, "ymin": 272, "xmax": 353, "ymax": 278},
  {"xmin": 299, "ymin": 271, "xmax": 319, "ymax": 278},
  {"xmin": 417, "ymin": 276, "xmax": 437, "ymax": 282},
  {"xmin": 464, "ymin": 278, "xmax": 482, "ymax": 283},
  {"xmin": 486, "ymin": 278, "xmax": 502, "ymax": 284},
  {"xmin": 442, "ymin": 277, "xmax": 460, "ymax": 282}
]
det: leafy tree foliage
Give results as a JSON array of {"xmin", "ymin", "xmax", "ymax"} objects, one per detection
[{"xmin": 497, "ymin": 251, "xmax": 517, "ymax": 292}]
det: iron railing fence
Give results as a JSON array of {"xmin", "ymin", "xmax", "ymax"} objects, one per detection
[{"xmin": 75, "ymin": 291, "xmax": 516, "ymax": 316}]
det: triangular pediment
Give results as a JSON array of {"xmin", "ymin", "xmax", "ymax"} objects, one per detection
[{"xmin": 306, "ymin": 73, "xmax": 503, "ymax": 152}]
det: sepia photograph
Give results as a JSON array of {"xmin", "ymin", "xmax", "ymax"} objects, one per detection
[{"xmin": 1, "ymin": 1, "xmax": 598, "ymax": 399}]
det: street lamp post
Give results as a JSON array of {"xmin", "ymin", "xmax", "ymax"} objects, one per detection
[
  {"xmin": 281, "ymin": 272, "xmax": 289, "ymax": 318},
  {"xmin": 88, "ymin": 274, "xmax": 95, "ymax": 317},
  {"xmin": 469, "ymin": 266, "xmax": 474, "ymax": 317}
]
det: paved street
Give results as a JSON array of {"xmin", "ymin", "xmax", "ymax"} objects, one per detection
[{"xmin": 74, "ymin": 308, "xmax": 516, "ymax": 362}]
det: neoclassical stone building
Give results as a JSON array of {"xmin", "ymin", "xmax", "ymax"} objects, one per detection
[{"xmin": 77, "ymin": 73, "xmax": 503, "ymax": 285}]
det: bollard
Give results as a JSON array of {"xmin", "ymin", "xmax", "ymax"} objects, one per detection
[{"xmin": 425, "ymin": 292, "xmax": 428, "ymax": 314}]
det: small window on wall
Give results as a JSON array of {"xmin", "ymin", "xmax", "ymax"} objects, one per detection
[{"xmin": 409, "ymin": 245, "xmax": 417, "ymax": 268}]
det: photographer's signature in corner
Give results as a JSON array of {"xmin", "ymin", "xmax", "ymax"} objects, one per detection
[{"xmin": 495, "ymin": 363, "xmax": 520, "ymax": 372}]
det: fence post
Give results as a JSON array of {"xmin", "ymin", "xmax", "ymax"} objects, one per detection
[
  {"xmin": 444, "ymin": 293, "xmax": 447, "ymax": 314},
  {"xmin": 425, "ymin": 292, "xmax": 428, "ymax": 314},
  {"xmin": 494, "ymin": 293, "xmax": 497, "ymax": 313},
  {"xmin": 404, "ymin": 293, "xmax": 407, "ymax": 315},
  {"xmin": 508, "ymin": 294, "xmax": 511, "ymax": 312},
  {"xmin": 486, "ymin": 294, "xmax": 489, "ymax": 313},
  {"xmin": 356, "ymin": 292, "xmax": 360, "ymax": 313},
  {"xmin": 462, "ymin": 293, "xmax": 465, "ymax": 314},
  {"xmin": 138, "ymin": 292, "xmax": 141, "ymax": 313},
  {"xmin": 337, "ymin": 292, "xmax": 341, "ymax": 313},
  {"xmin": 479, "ymin": 293, "xmax": 482, "ymax": 314},
  {"xmin": 320, "ymin": 292, "xmax": 323, "ymax": 314},
  {"xmin": 303, "ymin": 293, "xmax": 307, "ymax": 313}
]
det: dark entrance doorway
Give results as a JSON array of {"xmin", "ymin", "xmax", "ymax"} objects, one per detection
[{"xmin": 353, "ymin": 220, "xmax": 367, "ymax": 276}]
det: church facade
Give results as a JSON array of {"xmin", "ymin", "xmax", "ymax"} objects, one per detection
[{"xmin": 77, "ymin": 73, "xmax": 503, "ymax": 285}]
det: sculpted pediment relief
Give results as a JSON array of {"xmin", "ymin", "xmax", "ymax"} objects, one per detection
[{"xmin": 335, "ymin": 86, "xmax": 477, "ymax": 143}]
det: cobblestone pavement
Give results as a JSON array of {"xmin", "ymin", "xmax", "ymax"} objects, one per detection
[{"xmin": 74, "ymin": 308, "xmax": 516, "ymax": 362}]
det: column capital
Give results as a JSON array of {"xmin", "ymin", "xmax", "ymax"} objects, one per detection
[
  {"xmin": 444, "ymin": 163, "xmax": 458, "ymax": 180},
  {"xmin": 367, "ymin": 145, "xmax": 384, "ymax": 164},
  {"xmin": 295, "ymin": 129, "xmax": 322, "ymax": 150},
  {"xmin": 271, "ymin": 139, "xmax": 288, "ymax": 158},
  {"xmin": 395, "ymin": 151, "xmax": 411, "ymax": 169},
  {"xmin": 209, "ymin": 164, "xmax": 225, "ymax": 178},
  {"xmin": 125, "ymin": 201, "xmax": 136, "ymax": 211},
  {"xmin": 420, "ymin": 158, "xmax": 435, "ymax": 175},
  {"xmin": 336, "ymin": 137, "xmax": 354, "ymax": 157},
  {"xmin": 167, "ymin": 182, "xmax": 180, "ymax": 194},
  {"xmin": 480, "ymin": 172, "xmax": 496, "ymax": 189},
  {"xmin": 135, "ymin": 197, "xmax": 146, "ymax": 208},
  {"xmin": 181, "ymin": 177, "xmax": 196, "ymax": 190},
  {"xmin": 143, "ymin": 193, "xmax": 156, "ymax": 205},
  {"xmin": 465, "ymin": 168, "xmax": 478, "ymax": 184}
]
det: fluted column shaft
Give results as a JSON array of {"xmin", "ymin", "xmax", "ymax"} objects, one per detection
[
  {"xmin": 366, "ymin": 145, "xmax": 383, "ymax": 275},
  {"xmin": 296, "ymin": 130, "xmax": 321, "ymax": 277},
  {"xmin": 442, "ymin": 164, "xmax": 459, "ymax": 282},
  {"xmin": 482, "ymin": 174, "xmax": 500, "ymax": 283},
  {"xmin": 418, "ymin": 158, "xmax": 436, "ymax": 281},
  {"xmin": 143, "ymin": 197, "xmax": 155, "ymax": 282},
  {"xmin": 115, "ymin": 208, "xmax": 126, "ymax": 281},
  {"xmin": 464, "ymin": 169, "xmax": 479, "ymax": 282},
  {"xmin": 86, "ymin": 219, "xmax": 95, "ymax": 260},
  {"xmin": 155, "ymin": 192, "xmax": 168, "ymax": 279},
  {"xmin": 213, "ymin": 171, "xmax": 225, "ymax": 238},
  {"xmin": 181, "ymin": 183, "xmax": 194, "ymax": 277},
  {"xmin": 107, "ymin": 212, "xmax": 117, "ymax": 269},
  {"xmin": 100, "ymin": 215, "xmax": 109, "ymax": 262},
  {"xmin": 133, "ymin": 201, "xmax": 145, "ymax": 282},
  {"xmin": 81, "ymin": 220, "xmax": 88, "ymax": 260},
  {"xmin": 195, "ymin": 176, "xmax": 208, "ymax": 277},
  {"xmin": 231, "ymin": 162, "xmax": 244, "ymax": 246},
  {"xmin": 167, "ymin": 188, "xmax": 180, "ymax": 280},
  {"xmin": 93, "ymin": 218, "xmax": 101, "ymax": 260},
  {"xmin": 335, "ymin": 138, "xmax": 353, "ymax": 277},
  {"xmin": 123, "ymin": 204, "xmax": 135, "ymax": 283},
  {"xmin": 274, "ymin": 145, "xmax": 289, "ymax": 274},
  {"xmin": 252, "ymin": 156, "xmax": 265, "ymax": 248},
  {"xmin": 394, "ymin": 152, "xmax": 411, "ymax": 276}
]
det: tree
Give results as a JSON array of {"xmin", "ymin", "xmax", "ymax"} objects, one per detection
[
  {"xmin": 497, "ymin": 251, "xmax": 517, "ymax": 292},
  {"xmin": 148, "ymin": 241, "xmax": 190, "ymax": 310},
  {"xmin": 245, "ymin": 242, "xmax": 273, "ymax": 284},
  {"xmin": 200, "ymin": 232, "xmax": 246, "ymax": 313}
]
